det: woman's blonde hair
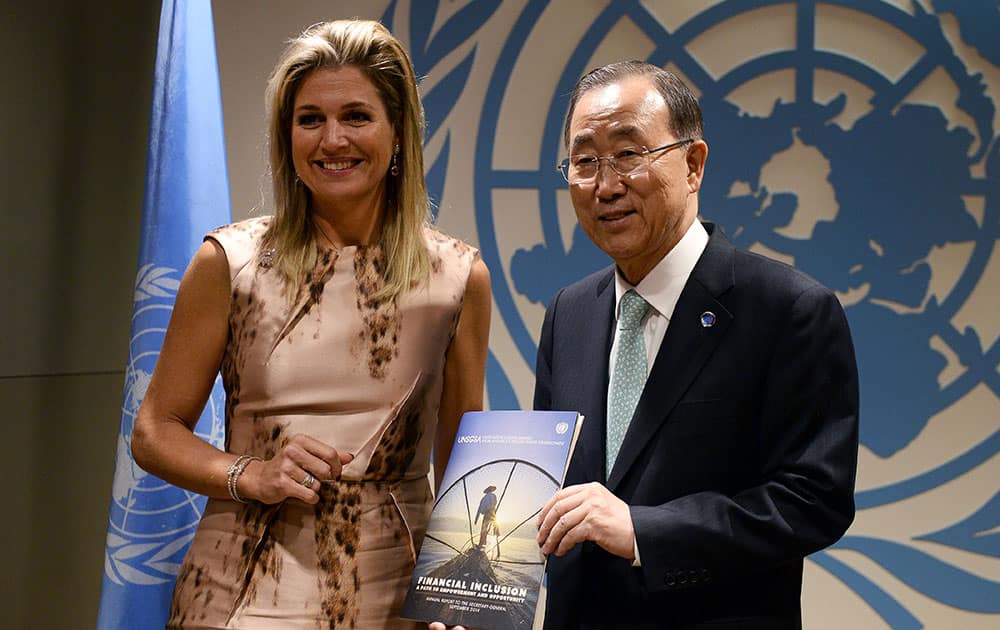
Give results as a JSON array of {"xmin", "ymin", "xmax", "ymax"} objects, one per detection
[{"xmin": 262, "ymin": 19, "xmax": 430, "ymax": 300}]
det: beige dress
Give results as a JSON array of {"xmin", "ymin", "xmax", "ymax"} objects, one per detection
[{"xmin": 168, "ymin": 217, "xmax": 478, "ymax": 629}]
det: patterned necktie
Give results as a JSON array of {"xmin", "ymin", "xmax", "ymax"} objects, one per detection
[{"xmin": 606, "ymin": 290, "xmax": 651, "ymax": 476}]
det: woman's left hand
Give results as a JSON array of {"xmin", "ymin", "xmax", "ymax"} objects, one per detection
[{"xmin": 239, "ymin": 434, "xmax": 354, "ymax": 504}]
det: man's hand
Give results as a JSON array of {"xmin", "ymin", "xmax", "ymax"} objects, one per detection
[{"xmin": 536, "ymin": 482, "xmax": 635, "ymax": 559}]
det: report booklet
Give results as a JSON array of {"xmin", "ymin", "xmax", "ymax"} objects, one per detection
[{"xmin": 401, "ymin": 410, "xmax": 584, "ymax": 629}]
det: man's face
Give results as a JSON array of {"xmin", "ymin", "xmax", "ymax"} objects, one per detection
[{"xmin": 566, "ymin": 75, "xmax": 707, "ymax": 284}]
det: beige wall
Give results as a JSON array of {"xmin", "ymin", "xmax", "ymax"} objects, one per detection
[{"xmin": 0, "ymin": 1, "xmax": 159, "ymax": 627}]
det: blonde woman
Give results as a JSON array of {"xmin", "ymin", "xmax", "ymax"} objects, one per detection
[{"xmin": 132, "ymin": 19, "xmax": 490, "ymax": 628}]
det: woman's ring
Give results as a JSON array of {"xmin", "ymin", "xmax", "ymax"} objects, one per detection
[{"xmin": 301, "ymin": 473, "xmax": 315, "ymax": 489}]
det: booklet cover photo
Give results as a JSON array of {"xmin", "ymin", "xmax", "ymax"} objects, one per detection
[{"xmin": 401, "ymin": 410, "xmax": 583, "ymax": 630}]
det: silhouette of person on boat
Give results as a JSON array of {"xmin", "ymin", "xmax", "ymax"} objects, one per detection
[{"xmin": 475, "ymin": 485, "xmax": 501, "ymax": 557}]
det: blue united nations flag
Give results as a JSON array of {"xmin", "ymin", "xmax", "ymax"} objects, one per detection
[{"xmin": 96, "ymin": 0, "xmax": 230, "ymax": 627}]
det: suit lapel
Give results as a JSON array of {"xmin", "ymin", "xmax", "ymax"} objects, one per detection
[
  {"xmin": 573, "ymin": 270, "xmax": 616, "ymax": 484},
  {"xmin": 607, "ymin": 224, "xmax": 736, "ymax": 491}
]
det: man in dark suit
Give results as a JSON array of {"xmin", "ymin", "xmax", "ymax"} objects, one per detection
[{"xmin": 533, "ymin": 61, "xmax": 859, "ymax": 629}]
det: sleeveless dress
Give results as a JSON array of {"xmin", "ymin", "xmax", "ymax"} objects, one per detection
[{"xmin": 168, "ymin": 217, "xmax": 479, "ymax": 629}]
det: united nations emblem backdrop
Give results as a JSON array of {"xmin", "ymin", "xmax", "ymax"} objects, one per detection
[{"xmin": 216, "ymin": 1, "xmax": 1000, "ymax": 627}]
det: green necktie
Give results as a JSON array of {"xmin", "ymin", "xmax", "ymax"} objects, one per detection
[{"xmin": 607, "ymin": 290, "xmax": 651, "ymax": 476}]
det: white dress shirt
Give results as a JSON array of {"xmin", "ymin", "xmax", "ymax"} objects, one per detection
[{"xmin": 607, "ymin": 219, "xmax": 709, "ymax": 566}]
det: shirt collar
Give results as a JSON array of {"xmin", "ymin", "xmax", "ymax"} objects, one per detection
[{"xmin": 614, "ymin": 219, "xmax": 709, "ymax": 321}]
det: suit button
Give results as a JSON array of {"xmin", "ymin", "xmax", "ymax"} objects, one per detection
[
  {"xmin": 664, "ymin": 571, "xmax": 676, "ymax": 587},
  {"xmin": 688, "ymin": 569, "xmax": 699, "ymax": 584},
  {"xmin": 701, "ymin": 569, "xmax": 711, "ymax": 583},
  {"xmin": 678, "ymin": 571, "xmax": 688, "ymax": 585}
]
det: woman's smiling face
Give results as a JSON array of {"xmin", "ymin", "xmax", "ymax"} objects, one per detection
[{"xmin": 291, "ymin": 65, "xmax": 396, "ymax": 219}]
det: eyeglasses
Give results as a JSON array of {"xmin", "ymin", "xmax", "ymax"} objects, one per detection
[{"xmin": 556, "ymin": 138, "xmax": 692, "ymax": 183}]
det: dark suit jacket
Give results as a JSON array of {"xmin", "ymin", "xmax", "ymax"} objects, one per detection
[{"xmin": 534, "ymin": 223, "xmax": 859, "ymax": 629}]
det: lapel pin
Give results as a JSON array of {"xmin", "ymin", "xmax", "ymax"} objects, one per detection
[{"xmin": 700, "ymin": 311, "xmax": 716, "ymax": 328}]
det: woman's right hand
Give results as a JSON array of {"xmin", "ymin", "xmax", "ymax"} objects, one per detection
[{"xmin": 239, "ymin": 434, "xmax": 354, "ymax": 504}]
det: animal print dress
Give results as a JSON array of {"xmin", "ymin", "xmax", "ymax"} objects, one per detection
[{"xmin": 167, "ymin": 217, "xmax": 478, "ymax": 629}]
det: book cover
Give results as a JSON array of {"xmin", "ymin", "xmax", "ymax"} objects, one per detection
[{"xmin": 401, "ymin": 410, "xmax": 583, "ymax": 629}]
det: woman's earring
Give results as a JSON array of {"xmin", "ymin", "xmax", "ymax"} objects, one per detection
[{"xmin": 390, "ymin": 145, "xmax": 400, "ymax": 176}]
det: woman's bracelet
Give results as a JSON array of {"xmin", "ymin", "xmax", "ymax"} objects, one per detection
[{"xmin": 226, "ymin": 455, "xmax": 261, "ymax": 503}]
